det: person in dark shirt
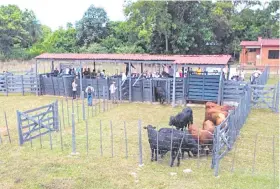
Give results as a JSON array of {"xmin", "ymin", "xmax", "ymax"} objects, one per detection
[
  {"xmin": 125, "ymin": 63, "xmax": 136, "ymax": 76},
  {"xmin": 53, "ymin": 68, "xmax": 59, "ymax": 77}
]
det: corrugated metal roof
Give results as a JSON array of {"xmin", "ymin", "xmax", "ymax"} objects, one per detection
[
  {"xmin": 240, "ymin": 38, "xmax": 279, "ymax": 47},
  {"xmin": 35, "ymin": 53, "xmax": 231, "ymax": 65},
  {"xmin": 173, "ymin": 55, "xmax": 231, "ymax": 64}
]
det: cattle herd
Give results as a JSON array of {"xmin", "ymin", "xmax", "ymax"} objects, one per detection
[{"xmin": 144, "ymin": 102, "xmax": 235, "ymax": 167}]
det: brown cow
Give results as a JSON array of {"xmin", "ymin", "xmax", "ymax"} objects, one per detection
[
  {"xmin": 188, "ymin": 124, "xmax": 213, "ymax": 145},
  {"xmin": 205, "ymin": 102, "xmax": 235, "ymax": 111},
  {"xmin": 202, "ymin": 120, "xmax": 215, "ymax": 134},
  {"xmin": 205, "ymin": 108, "xmax": 228, "ymax": 124}
]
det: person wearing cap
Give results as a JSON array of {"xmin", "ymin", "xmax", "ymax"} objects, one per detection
[
  {"xmin": 109, "ymin": 81, "xmax": 117, "ymax": 104},
  {"xmin": 85, "ymin": 84, "xmax": 94, "ymax": 106}
]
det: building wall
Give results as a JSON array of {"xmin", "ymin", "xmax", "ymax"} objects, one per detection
[
  {"xmin": 259, "ymin": 46, "xmax": 279, "ymax": 66},
  {"xmin": 240, "ymin": 46, "xmax": 279, "ymax": 66}
]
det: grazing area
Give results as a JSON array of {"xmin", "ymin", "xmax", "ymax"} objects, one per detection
[{"xmin": 0, "ymin": 95, "xmax": 278, "ymax": 189}]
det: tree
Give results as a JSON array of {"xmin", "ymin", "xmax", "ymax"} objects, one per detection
[
  {"xmin": 0, "ymin": 5, "xmax": 28, "ymax": 55},
  {"xmin": 76, "ymin": 5, "xmax": 109, "ymax": 46}
]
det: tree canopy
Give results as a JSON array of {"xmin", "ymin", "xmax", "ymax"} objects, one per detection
[{"xmin": 0, "ymin": 1, "xmax": 279, "ymax": 60}]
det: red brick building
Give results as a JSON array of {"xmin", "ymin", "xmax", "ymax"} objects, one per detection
[{"xmin": 240, "ymin": 37, "xmax": 279, "ymax": 68}]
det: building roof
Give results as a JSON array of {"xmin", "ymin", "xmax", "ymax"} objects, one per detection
[
  {"xmin": 35, "ymin": 53, "xmax": 231, "ymax": 65},
  {"xmin": 240, "ymin": 38, "xmax": 279, "ymax": 47}
]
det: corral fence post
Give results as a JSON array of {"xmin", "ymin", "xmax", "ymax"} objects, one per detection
[
  {"xmin": 16, "ymin": 110, "xmax": 23, "ymax": 145},
  {"xmin": 124, "ymin": 121, "xmax": 128, "ymax": 159},
  {"xmin": 102, "ymin": 86, "xmax": 105, "ymax": 112},
  {"xmin": 66, "ymin": 97, "xmax": 70, "ymax": 127},
  {"xmin": 272, "ymin": 135, "xmax": 276, "ymax": 189},
  {"xmin": 82, "ymin": 91, "xmax": 85, "ymax": 121},
  {"xmin": 76, "ymin": 99, "xmax": 80, "ymax": 122},
  {"xmin": 100, "ymin": 120, "xmax": 103, "ymax": 156},
  {"xmin": 170, "ymin": 125, "xmax": 174, "ymax": 166},
  {"xmin": 61, "ymin": 100, "xmax": 65, "ymax": 129},
  {"xmin": 110, "ymin": 120, "xmax": 114, "ymax": 158},
  {"xmin": 213, "ymin": 125, "xmax": 221, "ymax": 176},
  {"xmin": 4, "ymin": 111, "xmax": 11, "ymax": 143},
  {"xmin": 5, "ymin": 74, "xmax": 8, "ymax": 96},
  {"xmin": 86, "ymin": 120, "xmax": 89, "ymax": 155},
  {"xmin": 48, "ymin": 116, "xmax": 53, "ymax": 150},
  {"xmin": 138, "ymin": 120, "xmax": 143, "ymax": 166},
  {"xmin": 59, "ymin": 118, "xmax": 63, "ymax": 151},
  {"xmin": 71, "ymin": 100, "xmax": 77, "ymax": 154},
  {"xmin": 217, "ymin": 73, "xmax": 223, "ymax": 105},
  {"xmin": 21, "ymin": 75, "xmax": 24, "ymax": 96}
]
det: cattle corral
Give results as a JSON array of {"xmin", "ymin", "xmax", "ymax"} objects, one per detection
[{"xmin": 0, "ymin": 60, "xmax": 279, "ymax": 188}]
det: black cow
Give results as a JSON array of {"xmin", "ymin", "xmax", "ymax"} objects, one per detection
[
  {"xmin": 158, "ymin": 128, "xmax": 199, "ymax": 159},
  {"xmin": 154, "ymin": 86, "xmax": 166, "ymax": 104},
  {"xmin": 182, "ymin": 107, "xmax": 193, "ymax": 125},
  {"xmin": 145, "ymin": 125, "xmax": 183, "ymax": 167},
  {"xmin": 169, "ymin": 107, "xmax": 193, "ymax": 131}
]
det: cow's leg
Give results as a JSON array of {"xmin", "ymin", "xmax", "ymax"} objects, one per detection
[
  {"xmin": 177, "ymin": 151, "xmax": 181, "ymax": 166},
  {"xmin": 151, "ymin": 148, "xmax": 154, "ymax": 161},
  {"xmin": 170, "ymin": 150, "xmax": 175, "ymax": 167},
  {"xmin": 155, "ymin": 149, "xmax": 158, "ymax": 161}
]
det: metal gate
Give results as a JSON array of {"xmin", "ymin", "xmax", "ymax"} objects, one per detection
[
  {"xmin": 16, "ymin": 101, "xmax": 59, "ymax": 145},
  {"xmin": 250, "ymin": 83, "xmax": 279, "ymax": 112}
]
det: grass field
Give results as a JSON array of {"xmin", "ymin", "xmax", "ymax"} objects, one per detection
[{"xmin": 0, "ymin": 91, "xmax": 279, "ymax": 189}]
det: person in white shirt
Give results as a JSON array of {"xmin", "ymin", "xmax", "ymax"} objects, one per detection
[
  {"xmin": 240, "ymin": 69, "xmax": 245, "ymax": 81},
  {"xmin": 85, "ymin": 84, "xmax": 94, "ymax": 106},
  {"xmin": 121, "ymin": 72, "xmax": 127, "ymax": 81},
  {"xmin": 72, "ymin": 79, "xmax": 78, "ymax": 99},
  {"xmin": 109, "ymin": 81, "xmax": 117, "ymax": 104}
]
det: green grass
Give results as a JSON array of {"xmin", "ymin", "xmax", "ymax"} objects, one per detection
[
  {"xmin": 0, "ymin": 94, "xmax": 279, "ymax": 189},
  {"xmin": 0, "ymin": 76, "xmax": 279, "ymax": 189}
]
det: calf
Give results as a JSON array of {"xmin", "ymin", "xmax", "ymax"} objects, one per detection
[
  {"xmin": 154, "ymin": 86, "xmax": 166, "ymax": 104},
  {"xmin": 169, "ymin": 108, "xmax": 193, "ymax": 131}
]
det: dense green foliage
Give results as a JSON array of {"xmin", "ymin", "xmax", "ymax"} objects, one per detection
[{"xmin": 0, "ymin": 1, "xmax": 279, "ymax": 60}]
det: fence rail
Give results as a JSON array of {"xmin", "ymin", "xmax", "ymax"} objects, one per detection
[{"xmin": 0, "ymin": 74, "xmax": 38, "ymax": 95}]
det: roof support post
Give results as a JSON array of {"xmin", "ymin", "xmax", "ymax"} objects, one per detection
[
  {"xmin": 227, "ymin": 64, "xmax": 230, "ymax": 80},
  {"xmin": 172, "ymin": 63, "xmax": 177, "ymax": 108},
  {"xmin": 51, "ymin": 60, "xmax": 54, "ymax": 73},
  {"xmin": 79, "ymin": 61, "xmax": 83, "ymax": 99},
  {"xmin": 35, "ymin": 59, "xmax": 38, "ymax": 96},
  {"xmin": 129, "ymin": 62, "xmax": 132, "ymax": 102}
]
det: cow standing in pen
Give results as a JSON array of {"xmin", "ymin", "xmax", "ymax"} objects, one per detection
[
  {"xmin": 169, "ymin": 107, "xmax": 193, "ymax": 131},
  {"xmin": 144, "ymin": 125, "xmax": 199, "ymax": 167}
]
